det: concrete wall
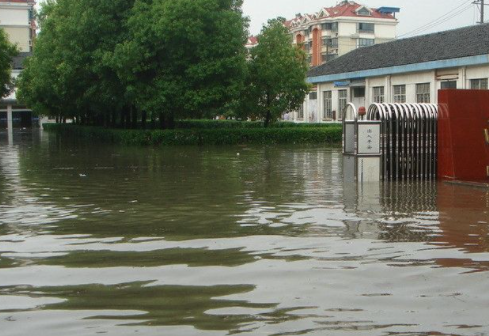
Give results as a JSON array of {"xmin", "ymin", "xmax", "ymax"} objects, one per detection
[
  {"xmin": 2, "ymin": 27, "xmax": 30, "ymax": 52},
  {"xmin": 0, "ymin": 7, "xmax": 29, "ymax": 26},
  {"xmin": 0, "ymin": 3, "xmax": 32, "ymax": 52},
  {"xmin": 375, "ymin": 23, "xmax": 397, "ymax": 39}
]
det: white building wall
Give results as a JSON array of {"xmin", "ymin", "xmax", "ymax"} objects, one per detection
[
  {"xmin": 0, "ymin": 8, "xmax": 29, "ymax": 26},
  {"xmin": 375, "ymin": 23, "xmax": 397, "ymax": 39},
  {"xmin": 300, "ymin": 64, "xmax": 489, "ymax": 123},
  {"xmin": 338, "ymin": 22, "xmax": 357, "ymax": 36}
]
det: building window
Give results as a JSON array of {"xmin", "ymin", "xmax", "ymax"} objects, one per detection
[
  {"xmin": 338, "ymin": 90, "xmax": 347, "ymax": 119},
  {"xmin": 321, "ymin": 53, "xmax": 338, "ymax": 63},
  {"xmin": 309, "ymin": 92, "xmax": 318, "ymax": 100},
  {"xmin": 471, "ymin": 78, "xmax": 488, "ymax": 89},
  {"xmin": 393, "ymin": 85, "xmax": 406, "ymax": 103},
  {"xmin": 323, "ymin": 91, "xmax": 333, "ymax": 120},
  {"xmin": 373, "ymin": 86, "xmax": 384, "ymax": 103},
  {"xmin": 322, "ymin": 23, "xmax": 332, "ymax": 30},
  {"xmin": 353, "ymin": 87, "xmax": 365, "ymax": 98},
  {"xmin": 298, "ymin": 105, "xmax": 304, "ymax": 119},
  {"xmin": 357, "ymin": 38, "xmax": 375, "ymax": 48},
  {"xmin": 357, "ymin": 8, "xmax": 371, "ymax": 16},
  {"xmin": 321, "ymin": 22, "xmax": 338, "ymax": 31},
  {"xmin": 416, "ymin": 83, "xmax": 430, "ymax": 103},
  {"xmin": 322, "ymin": 38, "xmax": 338, "ymax": 48},
  {"xmin": 358, "ymin": 22, "xmax": 374, "ymax": 33},
  {"xmin": 441, "ymin": 80, "xmax": 457, "ymax": 89}
]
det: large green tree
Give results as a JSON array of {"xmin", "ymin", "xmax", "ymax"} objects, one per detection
[
  {"xmin": 0, "ymin": 28, "xmax": 18, "ymax": 98},
  {"xmin": 19, "ymin": 0, "xmax": 247, "ymax": 128},
  {"xmin": 18, "ymin": 0, "xmax": 136, "ymax": 125},
  {"xmin": 243, "ymin": 18, "xmax": 309, "ymax": 127},
  {"xmin": 112, "ymin": 0, "xmax": 248, "ymax": 128}
]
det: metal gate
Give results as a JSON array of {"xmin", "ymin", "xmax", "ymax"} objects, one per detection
[{"xmin": 366, "ymin": 103, "xmax": 438, "ymax": 181}]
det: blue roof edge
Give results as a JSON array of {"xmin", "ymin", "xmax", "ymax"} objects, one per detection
[
  {"xmin": 307, "ymin": 54, "xmax": 489, "ymax": 84},
  {"xmin": 377, "ymin": 7, "xmax": 400, "ymax": 13}
]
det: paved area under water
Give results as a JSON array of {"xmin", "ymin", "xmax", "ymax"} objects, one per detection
[{"xmin": 0, "ymin": 130, "xmax": 488, "ymax": 336}]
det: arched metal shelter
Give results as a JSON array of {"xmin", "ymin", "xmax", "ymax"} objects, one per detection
[{"xmin": 366, "ymin": 103, "xmax": 438, "ymax": 181}]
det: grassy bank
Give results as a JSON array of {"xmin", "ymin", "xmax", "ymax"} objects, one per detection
[{"xmin": 43, "ymin": 123, "xmax": 342, "ymax": 146}]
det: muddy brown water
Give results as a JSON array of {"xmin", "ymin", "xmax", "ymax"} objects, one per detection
[{"xmin": 0, "ymin": 130, "xmax": 488, "ymax": 336}]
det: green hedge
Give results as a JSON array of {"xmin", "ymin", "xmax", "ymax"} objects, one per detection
[
  {"xmin": 174, "ymin": 120, "xmax": 341, "ymax": 129},
  {"xmin": 43, "ymin": 123, "xmax": 342, "ymax": 146}
]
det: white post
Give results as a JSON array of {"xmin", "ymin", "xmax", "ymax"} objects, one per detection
[{"xmin": 7, "ymin": 104, "xmax": 13, "ymax": 144}]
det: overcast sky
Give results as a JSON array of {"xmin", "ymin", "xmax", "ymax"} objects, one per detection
[
  {"xmin": 36, "ymin": 0, "xmax": 481, "ymax": 39},
  {"xmin": 243, "ymin": 0, "xmax": 481, "ymax": 38}
]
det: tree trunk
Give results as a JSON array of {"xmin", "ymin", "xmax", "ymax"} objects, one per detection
[
  {"xmin": 264, "ymin": 93, "xmax": 272, "ymax": 128},
  {"xmin": 168, "ymin": 112, "xmax": 175, "ymax": 129},
  {"xmin": 264, "ymin": 110, "xmax": 272, "ymax": 128},
  {"xmin": 131, "ymin": 105, "xmax": 138, "ymax": 129},
  {"xmin": 141, "ymin": 110, "xmax": 147, "ymax": 130},
  {"xmin": 124, "ymin": 106, "xmax": 131, "ymax": 129},
  {"xmin": 111, "ymin": 110, "xmax": 117, "ymax": 128},
  {"xmin": 159, "ymin": 112, "xmax": 166, "ymax": 129}
]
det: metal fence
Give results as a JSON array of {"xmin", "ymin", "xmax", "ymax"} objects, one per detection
[{"xmin": 366, "ymin": 103, "xmax": 438, "ymax": 181}]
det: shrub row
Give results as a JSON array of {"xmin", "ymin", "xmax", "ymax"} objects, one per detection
[
  {"xmin": 174, "ymin": 120, "xmax": 341, "ymax": 129},
  {"xmin": 43, "ymin": 123, "xmax": 342, "ymax": 146}
]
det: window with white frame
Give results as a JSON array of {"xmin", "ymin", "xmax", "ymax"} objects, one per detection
[
  {"xmin": 357, "ymin": 7, "xmax": 371, "ymax": 16},
  {"xmin": 322, "ymin": 37, "xmax": 338, "ymax": 48},
  {"xmin": 373, "ymin": 86, "xmax": 384, "ymax": 103},
  {"xmin": 441, "ymin": 80, "xmax": 457, "ymax": 89},
  {"xmin": 471, "ymin": 78, "xmax": 488, "ymax": 90},
  {"xmin": 338, "ymin": 90, "xmax": 347, "ymax": 119},
  {"xmin": 357, "ymin": 38, "xmax": 374, "ymax": 48},
  {"xmin": 358, "ymin": 22, "xmax": 374, "ymax": 33},
  {"xmin": 393, "ymin": 85, "xmax": 406, "ymax": 103},
  {"xmin": 416, "ymin": 83, "xmax": 430, "ymax": 103},
  {"xmin": 298, "ymin": 105, "xmax": 304, "ymax": 119},
  {"xmin": 323, "ymin": 91, "xmax": 333, "ymax": 120}
]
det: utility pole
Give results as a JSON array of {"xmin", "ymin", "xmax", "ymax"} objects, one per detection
[
  {"xmin": 482, "ymin": 0, "xmax": 485, "ymax": 24},
  {"xmin": 474, "ymin": 0, "xmax": 488, "ymax": 24}
]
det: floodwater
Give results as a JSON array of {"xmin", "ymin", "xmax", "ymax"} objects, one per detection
[{"xmin": 0, "ymin": 130, "xmax": 488, "ymax": 336}]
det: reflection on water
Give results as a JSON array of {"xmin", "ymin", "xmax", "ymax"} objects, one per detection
[{"xmin": 0, "ymin": 130, "xmax": 489, "ymax": 336}]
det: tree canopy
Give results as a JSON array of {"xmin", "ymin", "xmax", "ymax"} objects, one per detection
[
  {"xmin": 242, "ymin": 18, "xmax": 309, "ymax": 127},
  {"xmin": 0, "ymin": 28, "xmax": 18, "ymax": 98},
  {"xmin": 18, "ymin": 2, "xmax": 308, "ymax": 128}
]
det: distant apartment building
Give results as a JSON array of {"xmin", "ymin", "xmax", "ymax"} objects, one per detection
[
  {"xmin": 286, "ymin": 1, "xmax": 399, "ymax": 67},
  {"xmin": 0, "ymin": 0, "xmax": 36, "ymax": 128},
  {"xmin": 0, "ymin": 0, "xmax": 36, "ymax": 52},
  {"xmin": 245, "ymin": 36, "xmax": 258, "ymax": 51}
]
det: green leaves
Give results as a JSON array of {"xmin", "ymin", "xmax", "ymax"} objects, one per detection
[
  {"xmin": 241, "ymin": 19, "xmax": 310, "ymax": 127},
  {"xmin": 17, "ymin": 0, "xmax": 308, "ymax": 130},
  {"xmin": 121, "ymin": 0, "xmax": 248, "ymax": 120},
  {"xmin": 0, "ymin": 28, "xmax": 18, "ymax": 98}
]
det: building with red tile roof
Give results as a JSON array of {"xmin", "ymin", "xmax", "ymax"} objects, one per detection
[
  {"xmin": 245, "ymin": 35, "xmax": 258, "ymax": 50},
  {"xmin": 288, "ymin": 1, "xmax": 399, "ymax": 67}
]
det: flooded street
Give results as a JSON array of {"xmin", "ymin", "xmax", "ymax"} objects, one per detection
[{"xmin": 0, "ymin": 130, "xmax": 488, "ymax": 336}]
